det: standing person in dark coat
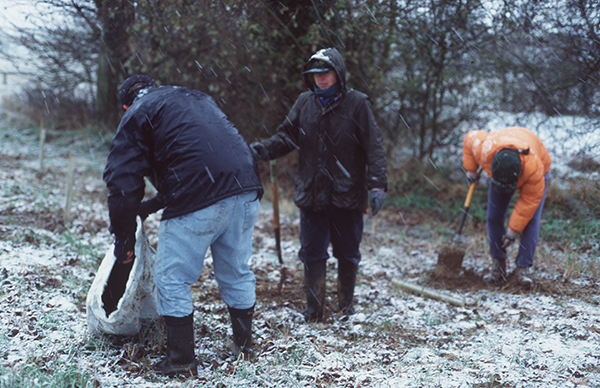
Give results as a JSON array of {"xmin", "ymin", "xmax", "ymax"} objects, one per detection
[
  {"xmin": 250, "ymin": 48, "xmax": 388, "ymax": 322},
  {"xmin": 103, "ymin": 75, "xmax": 264, "ymax": 376}
]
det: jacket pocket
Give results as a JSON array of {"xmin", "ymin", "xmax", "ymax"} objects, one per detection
[
  {"xmin": 169, "ymin": 202, "xmax": 226, "ymax": 236},
  {"xmin": 294, "ymin": 174, "xmax": 314, "ymax": 192},
  {"xmin": 332, "ymin": 175, "xmax": 355, "ymax": 194},
  {"xmin": 243, "ymin": 192, "xmax": 260, "ymax": 232},
  {"xmin": 294, "ymin": 175, "xmax": 314, "ymax": 207},
  {"xmin": 331, "ymin": 175, "xmax": 366, "ymax": 210}
]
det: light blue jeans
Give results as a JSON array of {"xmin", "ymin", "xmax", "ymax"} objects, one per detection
[{"xmin": 155, "ymin": 191, "xmax": 260, "ymax": 317}]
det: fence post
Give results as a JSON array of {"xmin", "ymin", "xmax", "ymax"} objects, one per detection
[
  {"xmin": 65, "ymin": 151, "xmax": 75, "ymax": 223},
  {"xmin": 39, "ymin": 120, "xmax": 46, "ymax": 173}
]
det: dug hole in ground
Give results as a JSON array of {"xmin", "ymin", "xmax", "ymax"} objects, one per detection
[{"xmin": 0, "ymin": 121, "xmax": 598, "ymax": 387}]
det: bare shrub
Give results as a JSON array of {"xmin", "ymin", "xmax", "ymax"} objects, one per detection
[{"xmin": 3, "ymin": 83, "xmax": 95, "ymax": 130}]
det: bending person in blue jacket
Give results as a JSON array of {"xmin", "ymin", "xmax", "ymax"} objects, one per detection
[{"xmin": 103, "ymin": 75, "xmax": 263, "ymax": 376}]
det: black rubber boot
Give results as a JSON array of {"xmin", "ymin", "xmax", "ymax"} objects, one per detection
[
  {"xmin": 301, "ymin": 260, "xmax": 327, "ymax": 322},
  {"xmin": 227, "ymin": 305, "xmax": 254, "ymax": 360},
  {"xmin": 153, "ymin": 314, "xmax": 198, "ymax": 377},
  {"xmin": 337, "ymin": 260, "xmax": 358, "ymax": 316}
]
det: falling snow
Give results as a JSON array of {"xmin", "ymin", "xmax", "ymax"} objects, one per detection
[{"xmin": 0, "ymin": 117, "xmax": 598, "ymax": 387}]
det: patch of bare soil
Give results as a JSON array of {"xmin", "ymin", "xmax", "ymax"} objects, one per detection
[
  {"xmin": 0, "ymin": 210, "xmax": 66, "ymax": 234},
  {"xmin": 434, "ymin": 245, "xmax": 465, "ymax": 277},
  {"xmin": 427, "ymin": 267, "xmax": 599, "ymax": 303}
]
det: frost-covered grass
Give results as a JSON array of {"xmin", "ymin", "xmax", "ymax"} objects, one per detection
[
  {"xmin": 386, "ymin": 160, "xmax": 599, "ymax": 280},
  {"xmin": 0, "ymin": 121, "xmax": 599, "ymax": 387}
]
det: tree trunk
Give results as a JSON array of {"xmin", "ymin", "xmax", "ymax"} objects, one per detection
[{"xmin": 95, "ymin": 0, "xmax": 133, "ymax": 131}]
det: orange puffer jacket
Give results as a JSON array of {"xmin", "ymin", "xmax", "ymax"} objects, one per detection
[{"xmin": 463, "ymin": 127, "xmax": 552, "ymax": 232}]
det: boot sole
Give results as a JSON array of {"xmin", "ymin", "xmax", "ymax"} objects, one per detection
[{"xmin": 154, "ymin": 360, "xmax": 198, "ymax": 377}]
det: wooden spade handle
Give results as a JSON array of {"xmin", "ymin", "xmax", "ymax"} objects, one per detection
[{"xmin": 457, "ymin": 181, "xmax": 477, "ymax": 236}]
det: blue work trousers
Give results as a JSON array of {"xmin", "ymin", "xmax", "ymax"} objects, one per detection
[
  {"xmin": 298, "ymin": 207, "xmax": 364, "ymax": 266},
  {"xmin": 155, "ymin": 191, "xmax": 260, "ymax": 317},
  {"xmin": 487, "ymin": 174, "xmax": 549, "ymax": 267}
]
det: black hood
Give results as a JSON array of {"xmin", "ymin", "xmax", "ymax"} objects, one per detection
[{"xmin": 302, "ymin": 47, "xmax": 346, "ymax": 93}]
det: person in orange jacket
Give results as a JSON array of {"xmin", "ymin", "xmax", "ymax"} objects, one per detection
[{"xmin": 463, "ymin": 127, "xmax": 551, "ymax": 287}]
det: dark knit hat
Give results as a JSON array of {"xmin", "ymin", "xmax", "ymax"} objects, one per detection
[
  {"xmin": 491, "ymin": 148, "xmax": 521, "ymax": 193},
  {"xmin": 118, "ymin": 75, "xmax": 157, "ymax": 106},
  {"xmin": 302, "ymin": 60, "xmax": 333, "ymax": 74}
]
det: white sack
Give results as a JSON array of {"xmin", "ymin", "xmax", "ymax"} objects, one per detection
[{"xmin": 86, "ymin": 217, "xmax": 159, "ymax": 336}]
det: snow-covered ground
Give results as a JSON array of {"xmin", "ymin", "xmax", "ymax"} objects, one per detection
[{"xmin": 0, "ymin": 120, "xmax": 598, "ymax": 387}]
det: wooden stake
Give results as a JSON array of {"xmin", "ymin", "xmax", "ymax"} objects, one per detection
[
  {"xmin": 65, "ymin": 151, "xmax": 75, "ymax": 222},
  {"xmin": 39, "ymin": 120, "xmax": 46, "ymax": 173},
  {"xmin": 392, "ymin": 278, "xmax": 466, "ymax": 307},
  {"xmin": 270, "ymin": 159, "xmax": 287, "ymax": 294},
  {"xmin": 270, "ymin": 160, "xmax": 282, "ymax": 264}
]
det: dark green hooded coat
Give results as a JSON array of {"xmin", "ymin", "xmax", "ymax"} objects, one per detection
[{"xmin": 260, "ymin": 48, "xmax": 387, "ymax": 212}]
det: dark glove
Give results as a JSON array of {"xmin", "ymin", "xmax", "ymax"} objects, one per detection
[
  {"xmin": 501, "ymin": 229, "xmax": 518, "ymax": 249},
  {"xmin": 369, "ymin": 188, "xmax": 386, "ymax": 216},
  {"xmin": 250, "ymin": 142, "xmax": 269, "ymax": 161},
  {"xmin": 114, "ymin": 234, "xmax": 135, "ymax": 264},
  {"xmin": 466, "ymin": 171, "xmax": 480, "ymax": 184},
  {"xmin": 138, "ymin": 197, "xmax": 163, "ymax": 220}
]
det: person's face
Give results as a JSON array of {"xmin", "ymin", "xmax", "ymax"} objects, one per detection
[{"xmin": 313, "ymin": 70, "xmax": 338, "ymax": 90}]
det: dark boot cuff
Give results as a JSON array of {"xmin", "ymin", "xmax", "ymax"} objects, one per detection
[
  {"xmin": 227, "ymin": 305, "xmax": 255, "ymax": 319},
  {"xmin": 163, "ymin": 313, "xmax": 193, "ymax": 327}
]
